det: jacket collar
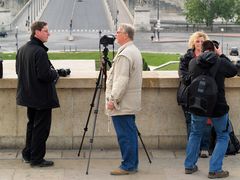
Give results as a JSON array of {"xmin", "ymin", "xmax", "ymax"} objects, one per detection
[
  {"xmin": 30, "ymin": 36, "xmax": 49, "ymax": 52},
  {"xmin": 113, "ymin": 41, "xmax": 133, "ymax": 62}
]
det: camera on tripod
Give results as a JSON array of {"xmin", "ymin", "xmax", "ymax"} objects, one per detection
[
  {"xmin": 57, "ymin": 68, "xmax": 71, "ymax": 77},
  {"xmin": 100, "ymin": 34, "xmax": 115, "ymax": 47}
]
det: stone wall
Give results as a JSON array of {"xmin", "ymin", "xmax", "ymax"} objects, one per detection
[{"xmin": 0, "ymin": 70, "xmax": 240, "ymax": 150}]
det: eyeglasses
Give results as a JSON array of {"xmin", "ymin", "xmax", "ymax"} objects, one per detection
[
  {"xmin": 41, "ymin": 29, "xmax": 49, "ymax": 33},
  {"xmin": 116, "ymin": 31, "xmax": 126, "ymax": 35}
]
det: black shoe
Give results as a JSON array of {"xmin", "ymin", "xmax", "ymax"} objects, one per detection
[
  {"xmin": 185, "ymin": 165, "xmax": 198, "ymax": 174},
  {"xmin": 22, "ymin": 155, "xmax": 30, "ymax": 163},
  {"xmin": 30, "ymin": 159, "xmax": 54, "ymax": 167}
]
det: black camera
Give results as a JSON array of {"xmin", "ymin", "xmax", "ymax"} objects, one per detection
[
  {"xmin": 212, "ymin": 40, "xmax": 219, "ymax": 49},
  {"xmin": 100, "ymin": 34, "xmax": 115, "ymax": 47},
  {"xmin": 57, "ymin": 68, "xmax": 71, "ymax": 77}
]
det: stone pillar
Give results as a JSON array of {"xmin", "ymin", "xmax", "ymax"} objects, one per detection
[{"xmin": 133, "ymin": 5, "xmax": 151, "ymax": 31}]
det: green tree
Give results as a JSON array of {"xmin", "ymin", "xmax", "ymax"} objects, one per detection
[
  {"xmin": 184, "ymin": 0, "xmax": 237, "ymax": 26},
  {"xmin": 215, "ymin": 0, "xmax": 236, "ymax": 23},
  {"xmin": 184, "ymin": 0, "xmax": 217, "ymax": 27},
  {"xmin": 184, "ymin": 0, "xmax": 205, "ymax": 24},
  {"xmin": 234, "ymin": 0, "xmax": 240, "ymax": 24}
]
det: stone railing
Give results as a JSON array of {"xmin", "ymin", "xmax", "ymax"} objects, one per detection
[{"xmin": 0, "ymin": 70, "xmax": 240, "ymax": 150}]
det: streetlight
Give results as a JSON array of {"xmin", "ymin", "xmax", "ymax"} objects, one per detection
[
  {"xmin": 221, "ymin": 28, "xmax": 224, "ymax": 53},
  {"xmin": 115, "ymin": 10, "xmax": 119, "ymax": 31},
  {"xmin": 69, "ymin": 0, "xmax": 77, "ymax": 41},
  {"xmin": 114, "ymin": 0, "xmax": 119, "ymax": 31},
  {"xmin": 15, "ymin": 26, "xmax": 19, "ymax": 52},
  {"xmin": 154, "ymin": 0, "xmax": 161, "ymax": 41}
]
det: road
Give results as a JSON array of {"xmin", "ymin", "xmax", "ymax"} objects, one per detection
[
  {"xmin": 1, "ymin": 31, "xmax": 240, "ymax": 57},
  {"xmin": 1, "ymin": 0, "xmax": 240, "ymax": 55},
  {"xmin": 40, "ymin": 0, "xmax": 111, "ymax": 32}
]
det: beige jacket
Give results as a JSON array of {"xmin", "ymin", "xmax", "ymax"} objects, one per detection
[{"xmin": 105, "ymin": 41, "xmax": 142, "ymax": 116}]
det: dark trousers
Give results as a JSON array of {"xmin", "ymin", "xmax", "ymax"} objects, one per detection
[{"xmin": 22, "ymin": 107, "xmax": 52, "ymax": 163}]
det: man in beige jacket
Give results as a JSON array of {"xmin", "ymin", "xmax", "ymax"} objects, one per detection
[{"xmin": 106, "ymin": 23, "xmax": 142, "ymax": 175}]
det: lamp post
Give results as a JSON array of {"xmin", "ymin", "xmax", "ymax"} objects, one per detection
[
  {"xmin": 98, "ymin": 30, "xmax": 102, "ymax": 39},
  {"xmin": 26, "ymin": 3, "xmax": 30, "ymax": 31},
  {"xmin": 155, "ymin": 0, "xmax": 160, "ymax": 41},
  {"xmin": 114, "ymin": 0, "xmax": 119, "ymax": 31},
  {"xmin": 15, "ymin": 26, "xmax": 18, "ymax": 52},
  {"xmin": 69, "ymin": 0, "xmax": 77, "ymax": 41},
  {"xmin": 221, "ymin": 28, "xmax": 224, "ymax": 53}
]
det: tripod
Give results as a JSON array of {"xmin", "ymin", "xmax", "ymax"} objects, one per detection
[
  {"xmin": 78, "ymin": 46, "xmax": 151, "ymax": 175},
  {"xmin": 77, "ymin": 46, "xmax": 110, "ymax": 175}
]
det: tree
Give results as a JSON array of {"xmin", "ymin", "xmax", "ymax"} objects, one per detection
[
  {"xmin": 234, "ymin": 0, "xmax": 240, "ymax": 24},
  {"xmin": 215, "ymin": 0, "xmax": 236, "ymax": 23},
  {"xmin": 184, "ymin": 0, "xmax": 216, "ymax": 27},
  {"xmin": 184, "ymin": 0, "xmax": 205, "ymax": 25},
  {"xmin": 184, "ymin": 0, "xmax": 237, "ymax": 26}
]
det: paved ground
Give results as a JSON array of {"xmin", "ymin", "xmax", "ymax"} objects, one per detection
[{"xmin": 0, "ymin": 149, "xmax": 240, "ymax": 180}]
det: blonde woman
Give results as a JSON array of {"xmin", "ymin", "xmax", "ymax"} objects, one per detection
[{"xmin": 177, "ymin": 31, "xmax": 211, "ymax": 158}]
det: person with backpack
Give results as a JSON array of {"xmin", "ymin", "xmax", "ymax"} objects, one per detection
[
  {"xmin": 177, "ymin": 31, "xmax": 211, "ymax": 158},
  {"xmin": 184, "ymin": 40, "xmax": 237, "ymax": 179}
]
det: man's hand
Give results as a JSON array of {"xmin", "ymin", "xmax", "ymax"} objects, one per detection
[
  {"xmin": 107, "ymin": 100, "xmax": 115, "ymax": 110},
  {"xmin": 215, "ymin": 46, "xmax": 222, "ymax": 56}
]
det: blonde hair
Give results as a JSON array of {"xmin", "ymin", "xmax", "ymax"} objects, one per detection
[{"xmin": 188, "ymin": 31, "xmax": 209, "ymax": 49}]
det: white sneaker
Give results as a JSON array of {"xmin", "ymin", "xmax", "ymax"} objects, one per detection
[{"xmin": 200, "ymin": 150, "xmax": 209, "ymax": 158}]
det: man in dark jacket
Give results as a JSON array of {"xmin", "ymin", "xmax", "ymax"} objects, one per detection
[
  {"xmin": 184, "ymin": 40, "xmax": 237, "ymax": 178},
  {"xmin": 16, "ymin": 21, "xmax": 59, "ymax": 167}
]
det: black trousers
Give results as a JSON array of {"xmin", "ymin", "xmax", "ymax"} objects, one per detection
[{"xmin": 22, "ymin": 107, "xmax": 52, "ymax": 163}]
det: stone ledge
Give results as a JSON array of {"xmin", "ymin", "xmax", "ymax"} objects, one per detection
[{"xmin": 1, "ymin": 71, "xmax": 239, "ymax": 88}]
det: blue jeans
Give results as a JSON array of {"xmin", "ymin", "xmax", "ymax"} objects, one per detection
[
  {"xmin": 182, "ymin": 107, "xmax": 211, "ymax": 151},
  {"xmin": 184, "ymin": 113, "xmax": 229, "ymax": 172},
  {"xmin": 112, "ymin": 115, "xmax": 138, "ymax": 171}
]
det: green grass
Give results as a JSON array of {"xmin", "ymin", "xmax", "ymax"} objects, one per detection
[
  {"xmin": 142, "ymin": 52, "xmax": 181, "ymax": 66},
  {"xmin": 154, "ymin": 62, "xmax": 180, "ymax": 71},
  {"xmin": 0, "ymin": 51, "xmax": 181, "ymax": 70}
]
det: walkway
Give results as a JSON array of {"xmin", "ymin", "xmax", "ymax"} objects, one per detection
[{"xmin": 0, "ymin": 149, "xmax": 240, "ymax": 180}]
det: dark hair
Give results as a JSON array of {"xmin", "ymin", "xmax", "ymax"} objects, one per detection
[
  {"xmin": 31, "ymin": 21, "xmax": 47, "ymax": 37},
  {"xmin": 202, "ymin": 40, "xmax": 215, "ymax": 52}
]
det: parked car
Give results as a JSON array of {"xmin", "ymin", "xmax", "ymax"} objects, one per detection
[
  {"xmin": 230, "ymin": 47, "xmax": 239, "ymax": 56},
  {"xmin": 0, "ymin": 31, "xmax": 7, "ymax": 38}
]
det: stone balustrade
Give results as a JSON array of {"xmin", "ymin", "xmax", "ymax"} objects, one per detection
[{"xmin": 1, "ymin": 68, "xmax": 240, "ymax": 150}]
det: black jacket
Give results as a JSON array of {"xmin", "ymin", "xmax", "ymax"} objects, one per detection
[
  {"xmin": 177, "ymin": 48, "xmax": 195, "ymax": 106},
  {"xmin": 16, "ymin": 37, "xmax": 60, "ymax": 109},
  {"xmin": 188, "ymin": 51, "xmax": 237, "ymax": 117}
]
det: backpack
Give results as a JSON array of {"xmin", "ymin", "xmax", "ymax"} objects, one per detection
[
  {"xmin": 226, "ymin": 121, "xmax": 240, "ymax": 155},
  {"xmin": 188, "ymin": 60, "xmax": 220, "ymax": 116},
  {"xmin": 209, "ymin": 120, "xmax": 240, "ymax": 155}
]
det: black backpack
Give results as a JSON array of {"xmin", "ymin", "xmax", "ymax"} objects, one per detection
[
  {"xmin": 188, "ymin": 61, "xmax": 220, "ymax": 116},
  {"xmin": 209, "ymin": 120, "xmax": 240, "ymax": 155},
  {"xmin": 226, "ymin": 121, "xmax": 240, "ymax": 155}
]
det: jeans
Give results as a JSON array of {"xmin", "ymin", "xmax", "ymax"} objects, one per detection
[
  {"xmin": 112, "ymin": 115, "xmax": 138, "ymax": 171},
  {"xmin": 182, "ymin": 106, "xmax": 211, "ymax": 151},
  {"xmin": 184, "ymin": 113, "xmax": 229, "ymax": 172}
]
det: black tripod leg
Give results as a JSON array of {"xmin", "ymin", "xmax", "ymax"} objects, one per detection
[
  {"xmin": 86, "ymin": 69, "xmax": 104, "ymax": 175},
  {"xmin": 137, "ymin": 128, "xmax": 152, "ymax": 163},
  {"xmin": 78, "ymin": 70, "xmax": 103, "ymax": 156}
]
